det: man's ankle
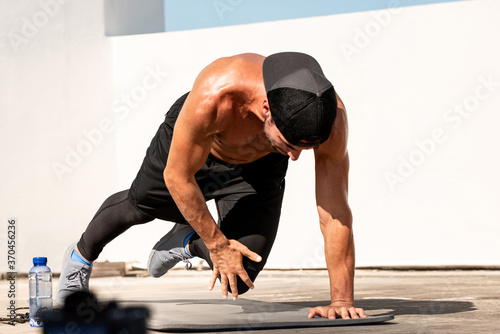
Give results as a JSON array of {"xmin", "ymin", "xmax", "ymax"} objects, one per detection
[
  {"xmin": 73, "ymin": 245, "xmax": 93, "ymax": 266},
  {"xmin": 184, "ymin": 232, "xmax": 196, "ymax": 258}
]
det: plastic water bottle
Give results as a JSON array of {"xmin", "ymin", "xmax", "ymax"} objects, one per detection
[{"xmin": 29, "ymin": 257, "xmax": 53, "ymax": 327}]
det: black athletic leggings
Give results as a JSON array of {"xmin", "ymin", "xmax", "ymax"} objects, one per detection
[
  {"xmin": 77, "ymin": 93, "xmax": 289, "ymax": 294},
  {"xmin": 77, "ymin": 161, "xmax": 286, "ymax": 294}
]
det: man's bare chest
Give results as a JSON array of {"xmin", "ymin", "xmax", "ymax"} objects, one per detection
[{"xmin": 210, "ymin": 119, "xmax": 271, "ymax": 164}]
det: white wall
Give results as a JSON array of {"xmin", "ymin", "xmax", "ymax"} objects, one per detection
[
  {"xmin": 0, "ymin": 0, "xmax": 115, "ymax": 272},
  {"xmin": 1, "ymin": 0, "xmax": 499, "ymax": 273},
  {"xmin": 109, "ymin": 0, "xmax": 500, "ymax": 268},
  {"xmin": 343, "ymin": 0, "xmax": 500, "ymax": 266}
]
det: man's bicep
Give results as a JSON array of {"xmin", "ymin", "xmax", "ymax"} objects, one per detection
[
  {"xmin": 314, "ymin": 150, "xmax": 350, "ymax": 220},
  {"xmin": 165, "ymin": 96, "xmax": 218, "ymax": 180},
  {"xmin": 313, "ymin": 97, "xmax": 351, "ymax": 212}
]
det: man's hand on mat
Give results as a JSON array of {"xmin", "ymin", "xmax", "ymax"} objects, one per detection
[
  {"xmin": 208, "ymin": 239, "xmax": 262, "ymax": 300},
  {"xmin": 308, "ymin": 302, "xmax": 367, "ymax": 320}
]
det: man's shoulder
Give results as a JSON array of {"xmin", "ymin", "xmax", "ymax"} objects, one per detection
[
  {"xmin": 204, "ymin": 54, "xmax": 264, "ymax": 76},
  {"xmin": 314, "ymin": 95, "xmax": 348, "ymax": 161},
  {"xmin": 193, "ymin": 54, "xmax": 265, "ymax": 98}
]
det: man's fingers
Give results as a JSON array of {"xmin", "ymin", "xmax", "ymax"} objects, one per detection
[
  {"xmin": 228, "ymin": 275, "xmax": 238, "ymax": 300},
  {"xmin": 220, "ymin": 274, "xmax": 229, "ymax": 299},
  {"xmin": 307, "ymin": 307, "xmax": 325, "ymax": 319},
  {"xmin": 308, "ymin": 306, "xmax": 366, "ymax": 320},
  {"xmin": 208, "ymin": 268, "xmax": 219, "ymax": 291},
  {"xmin": 237, "ymin": 243, "xmax": 262, "ymax": 263},
  {"xmin": 347, "ymin": 307, "xmax": 360, "ymax": 319},
  {"xmin": 340, "ymin": 307, "xmax": 351, "ymax": 319},
  {"xmin": 328, "ymin": 307, "xmax": 340, "ymax": 320},
  {"xmin": 238, "ymin": 270, "xmax": 255, "ymax": 290},
  {"xmin": 208, "ymin": 240, "xmax": 260, "ymax": 299},
  {"xmin": 356, "ymin": 307, "xmax": 367, "ymax": 318}
]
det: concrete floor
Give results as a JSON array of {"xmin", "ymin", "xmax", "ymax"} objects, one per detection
[{"xmin": 1, "ymin": 269, "xmax": 499, "ymax": 333}]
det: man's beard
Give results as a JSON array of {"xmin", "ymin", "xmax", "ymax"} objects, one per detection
[{"xmin": 263, "ymin": 122, "xmax": 281, "ymax": 154}]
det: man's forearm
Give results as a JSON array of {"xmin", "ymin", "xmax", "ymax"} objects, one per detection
[
  {"xmin": 321, "ymin": 218, "xmax": 356, "ymax": 304},
  {"xmin": 165, "ymin": 173, "xmax": 227, "ymax": 250}
]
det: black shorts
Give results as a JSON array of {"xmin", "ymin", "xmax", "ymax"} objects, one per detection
[{"xmin": 128, "ymin": 93, "xmax": 289, "ymax": 227}]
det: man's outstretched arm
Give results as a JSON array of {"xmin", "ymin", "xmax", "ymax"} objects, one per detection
[{"xmin": 308, "ymin": 99, "xmax": 366, "ymax": 319}]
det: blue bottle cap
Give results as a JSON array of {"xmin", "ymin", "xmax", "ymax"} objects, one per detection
[{"xmin": 33, "ymin": 257, "xmax": 47, "ymax": 265}]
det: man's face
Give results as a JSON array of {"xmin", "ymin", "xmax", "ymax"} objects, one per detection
[{"xmin": 263, "ymin": 117, "xmax": 315, "ymax": 161}]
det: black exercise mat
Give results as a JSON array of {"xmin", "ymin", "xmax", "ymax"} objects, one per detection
[{"xmin": 122, "ymin": 298, "xmax": 394, "ymax": 332}]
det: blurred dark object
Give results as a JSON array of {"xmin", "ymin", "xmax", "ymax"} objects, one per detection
[{"xmin": 42, "ymin": 291, "xmax": 149, "ymax": 334}]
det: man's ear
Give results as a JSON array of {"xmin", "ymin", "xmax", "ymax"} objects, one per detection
[{"xmin": 262, "ymin": 100, "xmax": 271, "ymax": 119}]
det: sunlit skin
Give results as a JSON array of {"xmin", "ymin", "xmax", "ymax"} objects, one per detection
[{"xmin": 144, "ymin": 53, "xmax": 365, "ymax": 319}]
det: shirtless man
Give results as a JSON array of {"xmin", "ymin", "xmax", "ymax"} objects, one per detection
[{"xmin": 57, "ymin": 52, "xmax": 366, "ymax": 320}]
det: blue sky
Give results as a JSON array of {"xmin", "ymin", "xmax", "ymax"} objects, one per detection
[{"xmin": 164, "ymin": 0, "xmax": 466, "ymax": 32}]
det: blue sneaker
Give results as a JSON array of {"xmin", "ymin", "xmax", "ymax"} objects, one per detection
[{"xmin": 148, "ymin": 224, "xmax": 195, "ymax": 277}]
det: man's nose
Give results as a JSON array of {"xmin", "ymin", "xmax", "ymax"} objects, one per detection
[{"xmin": 288, "ymin": 149, "xmax": 302, "ymax": 161}]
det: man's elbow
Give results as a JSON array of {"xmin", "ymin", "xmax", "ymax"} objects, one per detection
[
  {"xmin": 319, "ymin": 209, "xmax": 353, "ymax": 230},
  {"xmin": 164, "ymin": 167, "xmax": 192, "ymax": 194},
  {"xmin": 163, "ymin": 167, "xmax": 176, "ymax": 190}
]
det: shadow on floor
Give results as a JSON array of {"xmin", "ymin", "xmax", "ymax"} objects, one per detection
[{"xmin": 282, "ymin": 298, "xmax": 476, "ymax": 316}]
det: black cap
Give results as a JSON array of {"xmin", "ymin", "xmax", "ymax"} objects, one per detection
[{"xmin": 263, "ymin": 52, "xmax": 337, "ymax": 147}]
